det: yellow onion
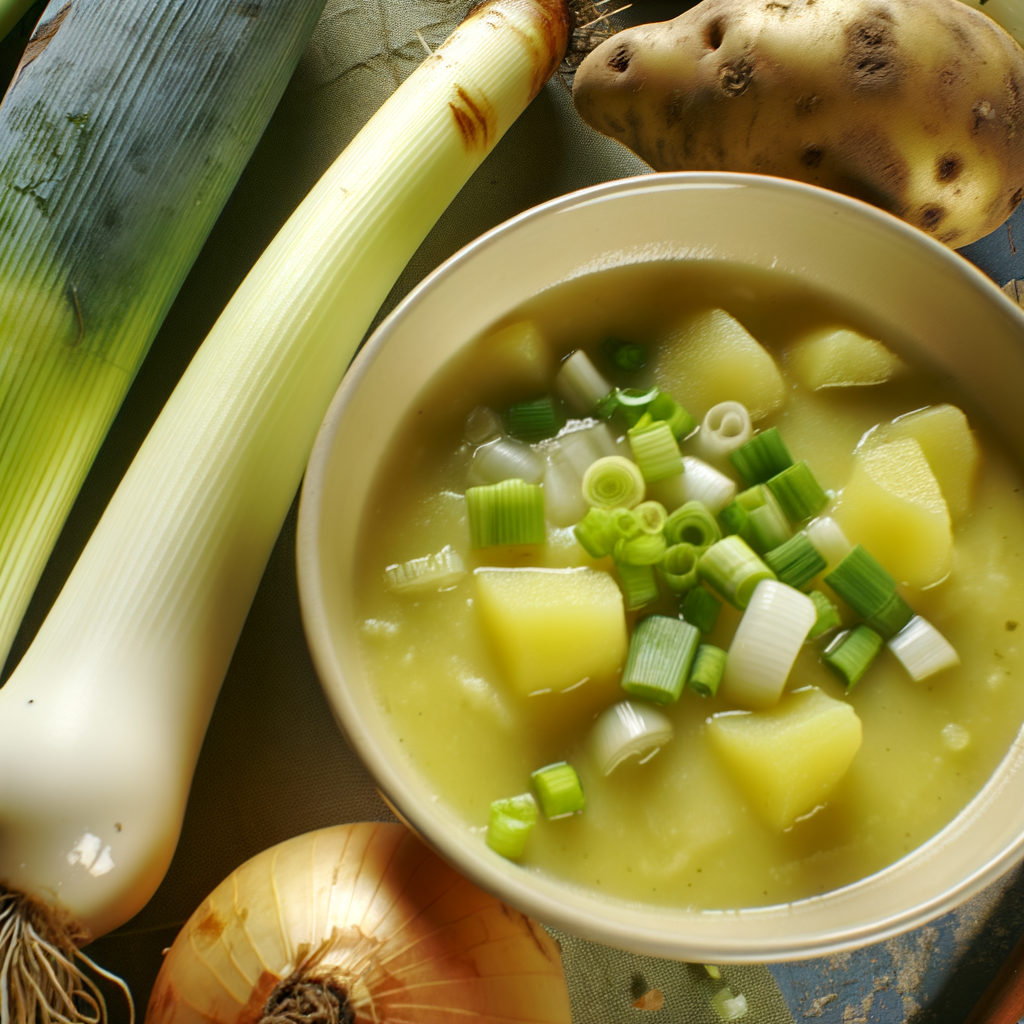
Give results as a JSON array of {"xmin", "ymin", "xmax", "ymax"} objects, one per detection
[{"xmin": 147, "ymin": 823, "xmax": 572, "ymax": 1024}]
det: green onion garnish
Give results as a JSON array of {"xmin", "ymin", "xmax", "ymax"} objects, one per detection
[
  {"xmin": 648, "ymin": 392, "xmax": 697, "ymax": 439},
  {"xmin": 466, "ymin": 478, "xmax": 545, "ymax": 549},
  {"xmin": 665, "ymin": 500, "xmax": 721, "ymax": 549},
  {"xmin": 658, "ymin": 542, "xmax": 701, "ymax": 593},
  {"xmin": 555, "ymin": 349, "xmax": 614, "ymax": 415},
  {"xmin": 613, "ymin": 385, "xmax": 660, "ymax": 426},
  {"xmin": 573, "ymin": 506, "xmax": 618, "ymax": 559},
  {"xmin": 621, "ymin": 615, "xmax": 700, "ymax": 705},
  {"xmin": 603, "ymin": 335, "xmax": 648, "ymax": 371},
  {"xmin": 634, "ymin": 500, "xmax": 669, "ymax": 535},
  {"xmin": 728, "ymin": 427, "xmax": 793, "ymax": 486},
  {"xmin": 806, "ymin": 588, "xmax": 842, "ymax": 639},
  {"xmin": 698, "ymin": 536, "xmax": 776, "ymax": 609},
  {"xmin": 763, "ymin": 533, "xmax": 827, "ymax": 589},
  {"xmin": 612, "ymin": 507, "xmax": 643, "ymax": 541},
  {"xmin": 531, "ymin": 762, "xmax": 586, "ymax": 818},
  {"xmin": 384, "ymin": 544, "xmax": 467, "ymax": 594},
  {"xmin": 615, "ymin": 532, "xmax": 669, "ymax": 566},
  {"xmin": 824, "ymin": 544, "xmax": 896, "ymax": 619},
  {"xmin": 865, "ymin": 590, "xmax": 915, "ymax": 640},
  {"xmin": 582, "ymin": 455, "xmax": 645, "ymax": 509},
  {"xmin": 824, "ymin": 625, "xmax": 883, "ymax": 689},
  {"xmin": 629, "ymin": 420, "xmax": 684, "ymax": 482},
  {"xmin": 506, "ymin": 395, "xmax": 565, "ymax": 443},
  {"xmin": 887, "ymin": 615, "xmax": 960, "ymax": 681},
  {"xmin": 615, "ymin": 561, "xmax": 660, "ymax": 610},
  {"xmin": 688, "ymin": 644, "xmax": 727, "ymax": 697},
  {"xmin": 720, "ymin": 485, "xmax": 791, "ymax": 554},
  {"xmin": 767, "ymin": 461, "xmax": 829, "ymax": 522},
  {"xmin": 682, "ymin": 585, "xmax": 722, "ymax": 635},
  {"xmin": 486, "ymin": 793, "xmax": 538, "ymax": 859}
]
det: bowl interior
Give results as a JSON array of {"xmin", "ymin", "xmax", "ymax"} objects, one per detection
[{"xmin": 297, "ymin": 173, "xmax": 1024, "ymax": 961}]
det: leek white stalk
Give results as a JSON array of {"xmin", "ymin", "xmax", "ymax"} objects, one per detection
[
  {"xmin": 589, "ymin": 700, "xmax": 673, "ymax": 775},
  {"xmin": 468, "ymin": 436, "xmax": 545, "ymax": 486},
  {"xmin": 887, "ymin": 615, "xmax": 960, "ymax": 680},
  {"xmin": 0, "ymin": 0, "xmax": 570, "ymax": 1012},
  {"xmin": 649, "ymin": 456, "xmax": 737, "ymax": 513},
  {"xmin": 696, "ymin": 401, "xmax": 752, "ymax": 462},
  {"xmin": 722, "ymin": 580, "xmax": 817, "ymax": 709},
  {"xmin": 555, "ymin": 349, "xmax": 613, "ymax": 413},
  {"xmin": 804, "ymin": 515, "xmax": 854, "ymax": 569}
]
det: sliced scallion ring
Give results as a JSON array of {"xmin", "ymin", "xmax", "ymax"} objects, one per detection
[
  {"xmin": 589, "ymin": 700, "xmax": 673, "ymax": 775},
  {"xmin": 697, "ymin": 401, "xmax": 752, "ymax": 461},
  {"xmin": 582, "ymin": 455, "xmax": 645, "ymax": 509}
]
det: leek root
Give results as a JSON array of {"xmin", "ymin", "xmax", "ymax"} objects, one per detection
[{"xmin": 0, "ymin": 0, "xmax": 570, "ymax": 1018}]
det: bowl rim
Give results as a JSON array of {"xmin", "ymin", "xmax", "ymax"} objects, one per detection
[{"xmin": 297, "ymin": 170, "xmax": 1024, "ymax": 961}]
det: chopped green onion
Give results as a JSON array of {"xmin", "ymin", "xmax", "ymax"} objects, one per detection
[
  {"xmin": 556, "ymin": 349, "xmax": 614, "ymax": 415},
  {"xmin": 595, "ymin": 388, "xmax": 623, "ymax": 420},
  {"xmin": 824, "ymin": 625, "xmax": 883, "ymax": 689},
  {"xmin": 704, "ymin": 966, "xmax": 722, "ymax": 980},
  {"xmin": 612, "ymin": 507, "xmax": 644, "ymax": 541},
  {"xmin": 616, "ymin": 561, "xmax": 660, "ymax": 610},
  {"xmin": 763, "ymin": 533, "xmax": 827, "ymax": 589},
  {"xmin": 466, "ymin": 478, "xmax": 545, "ymax": 549},
  {"xmin": 582, "ymin": 455, "xmax": 645, "ymax": 509},
  {"xmin": 665, "ymin": 500, "xmax": 721, "ymax": 549},
  {"xmin": 807, "ymin": 589, "xmax": 842, "ymax": 639},
  {"xmin": 729, "ymin": 427, "xmax": 793, "ymax": 485},
  {"xmin": 720, "ymin": 485, "xmax": 792, "ymax": 554},
  {"xmin": 658, "ymin": 542, "xmax": 701, "ymax": 592},
  {"xmin": 804, "ymin": 516, "xmax": 853, "ymax": 569},
  {"xmin": 699, "ymin": 536, "xmax": 777, "ymax": 609},
  {"xmin": 531, "ymin": 762, "xmax": 586, "ymax": 818},
  {"xmin": 612, "ymin": 385, "xmax": 661, "ymax": 426},
  {"xmin": 697, "ymin": 401, "xmax": 752, "ymax": 461},
  {"xmin": 467, "ymin": 436, "xmax": 545, "ymax": 487},
  {"xmin": 506, "ymin": 395, "xmax": 565, "ymax": 443},
  {"xmin": 603, "ymin": 335, "xmax": 648, "ymax": 371},
  {"xmin": 385, "ymin": 545, "xmax": 466, "ymax": 593},
  {"xmin": 887, "ymin": 615, "xmax": 960, "ymax": 681},
  {"xmin": 722, "ymin": 580, "xmax": 817, "ymax": 709},
  {"xmin": 689, "ymin": 644, "xmax": 727, "ymax": 697},
  {"xmin": 465, "ymin": 405, "xmax": 504, "ymax": 445},
  {"xmin": 589, "ymin": 700, "xmax": 673, "ymax": 775},
  {"xmin": 679, "ymin": 456, "xmax": 737, "ymax": 513},
  {"xmin": 615, "ymin": 532, "xmax": 668, "ymax": 566},
  {"xmin": 486, "ymin": 793, "xmax": 538, "ymax": 859},
  {"xmin": 635, "ymin": 500, "xmax": 668, "ymax": 535},
  {"xmin": 629, "ymin": 420, "xmax": 684, "ymax": 482},
  {"xmin": 682, "ymin": 586, "xmax": 722, "ymax": 634},
  {"xmin": 767, "ymin": 461, "xmax": 829, "ymax": 522},
  {"xmin": 824, "ymin": 544, "xmax": 896, "ymax": 619},
  {"xmin": 865, "ymin": 590, "xmax": 915, "ymax": 640},
  {"xmin": 622, "ymin": 615, "xmax": 700, "ymax": 705},
  {"xmin": 712, "ymin": 987, "xmax": 749, "ymax": 1022},
  {"xmin": 573, "ymin": 507, "xmax": 618, "ymax": 558},
  {"xmin": 648, "ymin": 392, "xmax": 697, "ymax": 439}
]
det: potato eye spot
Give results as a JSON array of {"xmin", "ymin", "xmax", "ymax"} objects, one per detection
[
  {"xmin": 937, "ymin": 156, "xmax": 962, "ymax": 181},
  {"xmin": 1010, "ymin": 186, "xmax": 1024, "ymax": 210},
  {"xmin": 608, "ymin": 46, "xmax": 630, "ymax": 74},
  {"xmin": 706, "ymin": 19, "xmax": 724, "ymax": 50},
  {"xmin": 801, "ymin": 145, "xmax": 823, "ymax": 168},
  {"xmin": 920, "ymin": 206, "xmax": 947, "ymax": 230},
  {"xmin": 719, "ymin": 57, "xmax": 753, "ymax": 97}
]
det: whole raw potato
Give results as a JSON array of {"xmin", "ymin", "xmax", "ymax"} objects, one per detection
[{"xmin": 573, "ymin": 0, "xmax": 1024, "ymax": 246}]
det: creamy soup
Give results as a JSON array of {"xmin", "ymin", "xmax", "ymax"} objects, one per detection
[{"xmin": 353, "ymin": 261, "xmax": 1024, "ymax": 908}]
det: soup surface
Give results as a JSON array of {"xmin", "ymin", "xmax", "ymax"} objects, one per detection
[{"xmin": 353, "ymin": 261, "xmax": 1024, "ymax": 908}]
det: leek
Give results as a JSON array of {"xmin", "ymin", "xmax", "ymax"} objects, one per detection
[
  {"xmin": 589, "ymin": 700, "xmax": 673, "ymax": 775},
  {"xmin": 696, "ymin": 401, "xmax": 752, "ymax": 461},
  {"xmin": 824, "ymin": 625, "xmax": 883, "ymax": 688},
  {"xmin": 603, "ymin": 336, "xmax": 647, "ymax": 371},
  {"xmin": 0, "ymin": 0, "xmax": 328, "ymax": 670},
  {"xmin": 622, "ymin": 615, "xmax": 699, "ymax": 705},
  {"xmin": 688, "ymin": 644, "xmax": 727, "ymax": 697},
  {"xmin": 616, "ymin": 561, "xmax": 660, "ymax": 610},
  {"xmin": 466, "ymin": 478, "xmax": 545, "ymax": 548},
  {"xmin": 556, "ymin": 350, "xmax": 613, "ymax": 414},
  {"xmin": 532, "ymin": 762, "xmax": 586, "ymax": 818},
  {"xmin": 583, "ymin": 455, "xmax": 645, "ymax": 509},
  {"xmin": 888, "ymin": 616, "xmax": 960, "ymax": 680},
  {"xmin": 0, "ymin": 0, "xmax": 571, "ymax": 1007},
  {"xmin": 487, "ymin": 794, "xmax": 539, "ymax": 860},
  {"xmin": 682, "ymin": 585, "xmax": 722, "ymax": 635}
]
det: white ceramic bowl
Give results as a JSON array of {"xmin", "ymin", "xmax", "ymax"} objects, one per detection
[{"xmin": 297, "ymin": 172, "xmax": 1024, "ymax": 961}]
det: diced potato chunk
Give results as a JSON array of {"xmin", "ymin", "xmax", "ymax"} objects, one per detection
[
  {"xmin": 882, "ymin": 405, "xmax": 978, "ymax": 521},
  {"xmin": 475, "ymin": 567, "xmax": 627, "ymax": 695},
  {"xmin": 787, "ymin": 327, "xmax": 905, "ymax": 389},
  {"xmin": 835, "ymin": 437, "xmax": 952, "ymax": 589},
  {"xmin": 476, "ymin": 321, "xmax": 552, "ymax": 393},
  {"xmin": 655, "ymin": 309, "xmax": 786, "ymax": 422},
  {"xmin": 707, "ymin": 687, "xmax": 863, "ymax": 830}
]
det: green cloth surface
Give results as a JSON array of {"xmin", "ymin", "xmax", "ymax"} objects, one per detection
[{"xmin": 2, "ymin": 1, "xmax": 1023, "ymax": 1022}]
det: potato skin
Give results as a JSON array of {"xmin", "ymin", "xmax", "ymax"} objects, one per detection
[{"xmin": 572, "ymin": 0, "xmax": 1024, "ymax": 246}]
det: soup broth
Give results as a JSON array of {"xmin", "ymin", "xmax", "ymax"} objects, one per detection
[{"xmin": 353, "ymin": 261, "xmax": 1024, "ymax": 908}]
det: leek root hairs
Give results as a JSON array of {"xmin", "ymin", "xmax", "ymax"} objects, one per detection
[{"xmin": 0, "ymin": 888, "xmax": 134, "ymax": 1024}]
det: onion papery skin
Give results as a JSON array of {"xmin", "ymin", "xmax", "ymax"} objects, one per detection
[{"xmin": 147, "ymin": 823, "xmax": 572, "ymax": 1024}]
